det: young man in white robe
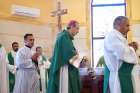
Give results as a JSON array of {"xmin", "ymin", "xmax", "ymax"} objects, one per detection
[
  {"xmin": 7, "ymin": 42, "xmax": 19, "ymax": 93},
  {"xmin": 104, "ymin": 16, "xmax": 140, "ymax": 93},
  {"xmin": 0, "ymin": 44, "xmax": 8, "ymax": 93},
  {"xmin": 13, "ymin": 34, "xmax": 40, "ymax": 93}
]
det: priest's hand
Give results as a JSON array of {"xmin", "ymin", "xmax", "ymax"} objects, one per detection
[
  {"xmin": 12, "ymin": 66, "xmax": 17, "ymax": 74},
  {"xmin": 32, "ymin": 53, "xmax": 39, "ymax": 62},
  {"xmin": 44, "ymin": 60, "xmax": 51, "ymax": 69}
]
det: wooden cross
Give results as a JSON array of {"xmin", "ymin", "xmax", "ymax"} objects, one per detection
[{"xmin": 51, "ymin": 1, "xmax": 67, "ymax": 31}]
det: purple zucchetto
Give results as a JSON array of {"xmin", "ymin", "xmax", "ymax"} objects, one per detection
[{"xmin": 67, "ymin": 20, "xmax": 79, "ymax": 29}]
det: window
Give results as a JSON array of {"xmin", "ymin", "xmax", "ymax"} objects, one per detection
[
  {"xmin": 91, "ymin": 0, "xmax": 126, "ymax": 67},
  {"xmin": 92, "ymin": 0, "xmax": 125, "ymax": 5}
]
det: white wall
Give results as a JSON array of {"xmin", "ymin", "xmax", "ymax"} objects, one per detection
[{"xmin": 0, "ymin": 20, "xmax": 54, "ymax": 57}]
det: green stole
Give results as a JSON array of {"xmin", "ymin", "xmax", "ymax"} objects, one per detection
[
  {"xmin": 7, "ymin": 52, "xmax": 15, "ymax": 92},
  {"xmin": 104, "ymin": 62, "xmax": 134, "ymax": 93},
  {"xmin": 103, "ymin": 64, "xmax": 110, "ymax": 93},
  {"xmin": 41, "ymin": 55, "xmax": 49, "ymax": 89},
  {"xmin": 47, "ymin": 30, "xmax": 81, "ymax": 93}
]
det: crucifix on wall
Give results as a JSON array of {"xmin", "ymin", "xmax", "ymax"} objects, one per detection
[{"xmin": 51, "ymin": 1, "xmax": 67, "ymax": 31}]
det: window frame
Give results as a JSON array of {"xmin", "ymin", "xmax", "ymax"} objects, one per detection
[{"xmin": 90, "ymin": 0, "xmax": 126, "ymax": 67}]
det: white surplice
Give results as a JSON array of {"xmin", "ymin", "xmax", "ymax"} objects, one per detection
[
  {"xmin": 131, "ymin": 64, "xmax": 140, "ymax": 93},
  {"xmin": 13, "ymin": 46, "xmax": 40, "ymax": 93},
  {"xmin": 38, "ymin": 55, "xmax": 51, "ymax": 93},
  {"xmin": 59, "ymin": 55, "xmax": 81, "ymax": 93},
  {"xmin": 7, "ymin": 50, "xmax": 17, "ymax": 74},
  {"xmin": 104, "ymin": 29, "xmax": 140, "ymax": 93},
  {"xmin": 59, "ymin": 65, "xmax": 68, "ymax": 93},
  {"xmin": 0, "ymin": 46, "xmax": 8, "ymax": 93}
]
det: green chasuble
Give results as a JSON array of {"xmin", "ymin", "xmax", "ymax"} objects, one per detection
[
  {"xmin": 47, "ymin": 30, "xmax": 81, "ymax": 93},
  {"xmin": 7, "ymin": 52, "xmax": 15, "ymax": 92},
  {"xmin": 104, "ymin": 61, "xmax": 134, "ymax": 93}
]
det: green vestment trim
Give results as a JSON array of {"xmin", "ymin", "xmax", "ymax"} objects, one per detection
[
  {"xmin": 104, "ymin": 61, "xmax": 134, "ymax": 93},
  {"xmin": 118, "ymin": 62, "xmax": 134, "ymax": 93},
  {"xmin": 8, "ymin": 52, "xmax": 15, "ymax": 92},
  {"xmin": 41, "ymin": 55, "xmax": 49, "ymax": 90},
  {"xmin": 103, "ymin": 64, "xmax": 110, "ymax": 93}
]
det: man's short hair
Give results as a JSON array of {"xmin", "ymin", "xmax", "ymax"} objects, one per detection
[
  {"xmin": 113, "ymin": 16, "xmax": 128, "ymax": 29},
  {"xmin": 67, "ymin": 20, "xmax": 79, "ymax": 29},
  {"xmin": 12, "ymin": 42, "xmax": 18, "ymax": 47},
  {"xmin": 24, "ymin": 33, "xmax": 33, "ymax": 40},
  {"xmin": 36, "ymin": 46, "xmax": 42, "ymax": 51}
]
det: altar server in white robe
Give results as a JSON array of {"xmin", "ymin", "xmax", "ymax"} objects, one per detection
[
  {"xmin": 35, "ymin": 46, "xmax": 51, "ymax": 93},
  {"xmin": 13, "ymin": 33, "xmax": 40, "ymax": 93},
  {"xmin": 0, "ymin": 44, "xmax": 8, "ymax": 93},
  {"xmin": 104, "ymin": 16, "xmax": 140, "ymax": 93}
]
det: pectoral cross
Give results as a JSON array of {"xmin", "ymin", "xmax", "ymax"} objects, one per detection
[{"xmin": 51, "ymin": 1, "xmax": 67, "ymax": 31}]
